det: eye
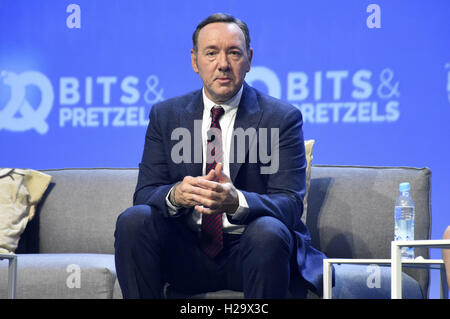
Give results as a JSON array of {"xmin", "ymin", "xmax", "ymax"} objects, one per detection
[{"xmin": 229, "ymin": 50, "xmax": 243, "ymax": 60}]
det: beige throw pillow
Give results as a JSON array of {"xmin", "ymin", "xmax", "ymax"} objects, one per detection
[
  {"xmin": 303, "ymin": 139, "xmax": 315, "ymax": 221},
  {"xmin": 0, "ymin": 168, "xmax": 51, "ymax": 254}
]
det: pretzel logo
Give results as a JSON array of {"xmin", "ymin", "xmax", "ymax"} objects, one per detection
[{"xmin": 0, "ymin": 71, "xmax": 54, "ymax": 134}]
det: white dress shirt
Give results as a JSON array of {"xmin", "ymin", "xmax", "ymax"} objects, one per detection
[{"xmin": 165, "ymin": 85, "xmax": 249, "ymax": 234}]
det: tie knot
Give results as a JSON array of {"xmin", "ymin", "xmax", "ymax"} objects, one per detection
[{"xmin": 210, "ymin": 106, "xmax": 225, "ymax": 122}]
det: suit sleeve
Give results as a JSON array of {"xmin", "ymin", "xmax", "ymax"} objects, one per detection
[
  {"xmin": 133, "ymin": 104, "xmax": 185, "ymax": 217},
  {"xmin": 229, "ymin": 107, "xmax": 307, "ymax": 231}
]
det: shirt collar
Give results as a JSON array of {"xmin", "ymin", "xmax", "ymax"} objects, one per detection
[{"xmin": 202, "ymin": 85, "xmax": 243, "ymax": 115}]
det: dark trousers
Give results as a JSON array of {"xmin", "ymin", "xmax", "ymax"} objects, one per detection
[{"xmin": 114, "ymin": 204, "xmax": 301, "ymax": 299}]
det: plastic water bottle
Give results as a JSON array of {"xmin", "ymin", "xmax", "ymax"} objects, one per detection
[{"xmin": 394, "ymin": 182, "xmax": 415, "ymax": 259}]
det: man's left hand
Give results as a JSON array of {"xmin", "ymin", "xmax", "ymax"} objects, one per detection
[{"xmin": 193, "ymin": 163, "xmax": 239, "ymax": 215}]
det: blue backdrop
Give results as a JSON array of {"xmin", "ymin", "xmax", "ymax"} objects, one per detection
[{"xmin": 1, "ymin": 0, "xmax": 449, "ymax": 298}]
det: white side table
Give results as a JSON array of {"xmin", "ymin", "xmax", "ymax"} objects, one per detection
[
  {"xmin": 323, "ymin": 255, "xmax": 447, "ymax": 299},
  {"xmin": 391, "ymin": 239, "xmax": 450, "ymax": 299},
  {"xmin": 0, "ymin": 253, "xmax": 17, "ymax": 299}
]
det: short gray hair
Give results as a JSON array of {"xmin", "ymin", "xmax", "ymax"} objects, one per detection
[{"xmin": 192, "ymin": 13, "xmax": 251, "ymax": 54}]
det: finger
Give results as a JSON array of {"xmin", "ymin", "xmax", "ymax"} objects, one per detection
[
  {"xmin": 194, "ymin": 205, "xmax": 208, "ymax": 214},
  {"xmin": 183, "ymin": 175, "xmax": 198, "ymax": 185},
  {"xmin": 176, "ymin": 190, "xmax": 200, "ymax": 207},
  {"xmin": 176, "ymin": 181, "xmax": 209, "ymax": 206},
  {"xmin": 194, "ymin": 204, "xmax": 221, "ymax": 215},
  {"xmin": 180, "ymin": 176, "xmax": 202, "ymax": 191},
  {"xmin": 197, "ymin": 178, "xmax": 223, "ymax": 192},
  {"xmin": 181, "ymin": 178, "xmax": 208, "ymax": 194},
  {"xmin": 203, "ymin": 169, "xmax": 216, "ymax": 181},
  {"xmin": 190, "ymin": 185, "xmax": 222, "ymax": 201},
  {"xmin": 215, "ymin": 162, "xmax": 231, "ymax": 183},
  {"xmin": 191, "ymin": 194, "xmax": 219, "ymax": 210},
  {"xmin": 190, "ymin": 171, "xmax": 215, "ymax": 189},
  {"xmin": 214, "ymin": 162, "xmax": 223, "ymax": 174}
]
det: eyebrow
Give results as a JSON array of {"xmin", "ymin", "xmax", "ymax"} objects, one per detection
[{"xmin": 202, "ymin": 45, "xmax": 243, "ymax": 52}]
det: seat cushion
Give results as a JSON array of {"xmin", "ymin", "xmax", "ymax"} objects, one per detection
[
  {"xmin": 332, "ymin": 264, "xmax": 423, "ymax": 299},
  {"xmin": 0, "ymin": 253, "xmax": 119, "ymax": 299}
]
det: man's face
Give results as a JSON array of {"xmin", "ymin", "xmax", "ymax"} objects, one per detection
[{"xmin": 191, "ymin": 22, "xmax": 253, "ymax": 104}]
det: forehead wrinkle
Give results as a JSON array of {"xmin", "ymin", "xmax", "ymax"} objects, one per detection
[{"xmin": 197, "ymin": 23, "xmax": 246, "ymax": 51}]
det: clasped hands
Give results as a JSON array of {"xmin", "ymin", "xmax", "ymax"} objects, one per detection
[{"xmin": 172, "ymin": 163, "xmax": 239, "ymax": 215}]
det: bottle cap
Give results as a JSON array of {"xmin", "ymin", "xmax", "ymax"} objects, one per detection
[{"xmin": 399, "ymin": 182, "xmax": 410, "ymax": 192}]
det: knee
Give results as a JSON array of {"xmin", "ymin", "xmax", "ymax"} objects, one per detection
[
  {"xmin": 115, "ymin": 205, "xmax": 151, "ymax": 239},
  {"xmin": 242, "ymin": 216, "xmax": 293, "ymax": 257}
]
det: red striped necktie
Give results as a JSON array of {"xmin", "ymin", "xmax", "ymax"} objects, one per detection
[{"xmin": 201, "ymin": 106, "xmax": 225, "ymax": 258}]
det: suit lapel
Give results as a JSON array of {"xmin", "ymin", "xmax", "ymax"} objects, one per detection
[
  {"xmin": 179, "ymin": 90, "xmax": 203, "ymax": 178},
  {"xmin": 230, "ymin": 83, "xmax": 263, "ymax": 183}
]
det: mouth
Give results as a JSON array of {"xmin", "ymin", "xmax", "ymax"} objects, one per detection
[{"xmin": 215, "ymin": 77, "xmax": 232, "ymax": 83}]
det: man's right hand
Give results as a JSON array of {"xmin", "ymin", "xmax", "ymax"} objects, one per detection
[{"xmin": 172, "ymin": 169, "xmax": 216, "ymax": 207}]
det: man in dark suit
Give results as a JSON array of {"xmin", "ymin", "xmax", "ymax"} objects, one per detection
[{"xmin": 114, "ymin": 13, "xmax": 327, "ymax": 299}]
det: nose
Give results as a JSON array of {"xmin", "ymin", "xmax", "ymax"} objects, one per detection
[{"xmin": 217, "ymin": 52, "xmax": 230, "ymax": 72}]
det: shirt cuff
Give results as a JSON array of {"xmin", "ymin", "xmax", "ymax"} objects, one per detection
[
  {"xmin": 165, "ymin": 184, "xmax": 182, "ymax": 216},
  {"xmin": 229, "ymin": 189, "xmax": 250, "ymax": 220}
]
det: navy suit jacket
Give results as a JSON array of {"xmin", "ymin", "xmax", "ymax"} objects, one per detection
[{"xmin": 134, "ymin": 82, "xmax": 327, "ymax": 296}]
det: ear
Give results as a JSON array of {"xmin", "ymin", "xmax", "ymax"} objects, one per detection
[
  {"xmin": 191, "ymin": 48, "xmax": 199, "ymax": 74},
  {"xmin": 246, "ymin": 48, "xmax": 253, "ymax": 73}
]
